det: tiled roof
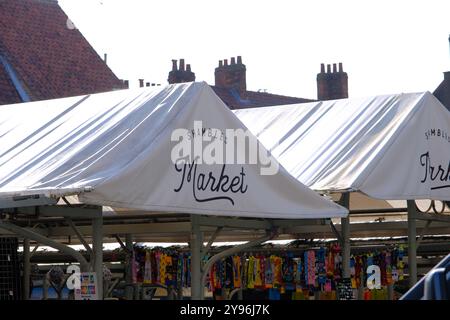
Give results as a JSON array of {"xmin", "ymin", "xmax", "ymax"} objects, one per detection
[
  {"xmin": 211, "ymin": 86, "xmax": 314, "ymax": 109},
  {"xmin": 0, "ymin": 0, "xmax": 124, "ymax": 105},
  {"xmin": 0, "ymin": 62, "xmax": 21, "ymax": 105}
]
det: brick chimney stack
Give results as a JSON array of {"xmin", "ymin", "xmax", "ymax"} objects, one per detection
[
  {"xmin": 317, "ymin": 62, "xmax": 348, "ymax": 100},
  {"xmin": 168, "ymin": 59, "xmax": 196, "ymax": 84},
  {"xmin": 215, "ymin": 56, "xmax": 246, "ymax": 93}
]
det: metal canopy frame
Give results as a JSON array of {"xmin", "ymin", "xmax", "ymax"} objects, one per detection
[
  {"xmin": 0, "ymin": 204, "xmax": 103, "ymax": 299},
  {"xmin": 189, "ymin": 214, "xmax": 287, "ymax": 300},
  {"xmin": 0, "ymin": 194, "xmax": 57, "ymax": 209},
  {"xmin": 1, "ymin": 197, "xmax": 450, "ymax": 300}
]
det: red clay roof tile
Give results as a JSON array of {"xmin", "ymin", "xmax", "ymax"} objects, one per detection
[
  {"xmin": 211, "ymin": 86, "xmax": 314, "ymax": 109},
  {"xmin": 0, "ymin": 62, "xmax": 21, "ymax": 105},
  {"xmin": 0, "ymin": 0, "xmax": 124, "ymax": 105}
]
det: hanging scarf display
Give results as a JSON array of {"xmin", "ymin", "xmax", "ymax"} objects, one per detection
[
  {"xmin": 367, "ymin": 253, "xmax": 374, "ymax": 267},
  {"xmin": 331, "ymin": 244, "xmax": 342, "ymax": 281},
  {"xmin": 385, "ymin": 251, "xmax": 393, "ymax": 285},
  {"xmin": 224, "ymin": 256, "xmax": 233, "ymax": 289},
  {"xmin": 325, "ymin": 279, "xmax": 332, "ymax": 292},
  {"xmin": 272, "ymin": 255, "xmax": 283, "ymax": 288},
  {"xmin": 186, "ymin": 253, "xmax": 191, "ymax": 288},
  {"xmin": 295, "ymin": 257, "xmax": 302, "ymax": 292},
  {"xmin": 247, "ymin": 255, "xmax": 256, "ymax": 289},
  {"xmin": 306, "ymin": 250, "xmax": 316, "ymax": 286},
  {"xmin": 254, "ymin": 256, "xmax": 263, "ymax": 288},
  {"xmin": 143, "ymin": 251, "xmax": 152, "ymax": 284},
  {"xmin": 210, "ymin": 261, "xmax": 222, "ymax": 290},
  {"xmin": 350, "ymin": 255, "xmax": 356, "ymax": 288},
  {"xmin": 379, "ymin": 252, "xmax": 387, "ymax": 286},
  {"xmin": 131, "ymin": 250, "xmax": 138, "ymax": 284},
  {"xmin": 397, "ymin": 246, "xmax": 405, "ymax": 281},
  {"xmin": 326, "ymin": 247, "xmax": 334, "ymax": 277},
  {"xmin": 316, "ymin": 247, "xmax": 327, "ymax": 288},
  {"xmin": 177, "ymin": 253, "xmax": 184, "ymax": 289},
  {"xmin": 131, "ymin": 243, "xmax": 405, "ymax": 300},
  {"xmin": 232, "ymin": 255, "xmax": 241, "ymax": 288},
  {"xmin": 354, "ymin": 255, "xmax": 363, "ymax": 288},
  {"xmin": 264, "ymin": 255, "xmax": 273, "ymax": 289},
  {"xmin": 242, "ymin": 255, "xmax": 248, "ymax": 289},
  {"xmin": 282, "ymin": 253, "xmax": 295, "ymax": 291},
  {"xmin": 154, "ymin": 251, "xmax": 161, "ymax": 284}
]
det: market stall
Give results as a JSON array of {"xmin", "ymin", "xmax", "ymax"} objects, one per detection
[
  {"xmin": 0, "ymin": 82, "xmax": 347, "ymax": 299},
  {"xmin": 130, "ymin": 242, "xmax": 408, "ymax": 300},
  {"xmin": 234, "ymin": 91, "xmax": 450, "ymax": 289}
]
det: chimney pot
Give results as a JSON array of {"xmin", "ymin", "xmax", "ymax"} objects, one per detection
[
  {"xmin": 151, "ymin": 83, "xmax": 156, "ymax": 86},
  {"xmin": 139, "ymin": 79, "xmax": 144, "ymax": 88},
  {"xmin": 168, "ymin": 59, "xmax": 195, "ymax": 84},
  {"xmin": 320, "ymin": 63, "xmax": 325, "ymax": 73},
  {"xmin": 179, "ymin": 59, "xmax": 185, "ymax": 71},
  {"xmin": 317, "ymin": 62, "xmax": 348, "ymax": 101},
  {"xmin": 124, "ymin": 80, "xmax": 129, "ymax": 88},
  {"xmin": 146, "ymin": 82, "xmax": 150, "ymax": 87},
  {"xmin": 172, "ymin": 59, "xmax": 177, "ymax": 71},
  {"xmin": 215, "ymin": 55, "xmax": 246, "ymax": 93},
  {"xmin": 444, "ymin": 71, "xmax": 450, "ymax": 81}
]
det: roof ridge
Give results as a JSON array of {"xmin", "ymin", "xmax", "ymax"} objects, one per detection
[
  {"xmin": 244, "ymin": 89, "xmax": 314, "ymax": 101},
  {"xmin": 32, "ymin": 0, "xmax": 59, "ymax": 4}
]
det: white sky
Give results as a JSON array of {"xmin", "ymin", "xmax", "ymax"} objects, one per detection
[{"xmin": 58, "ymin": 0, "xmax": 450, "ymax": 100}]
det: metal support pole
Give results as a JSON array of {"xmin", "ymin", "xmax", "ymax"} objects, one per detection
[
  {"xmin": 201, "ymin": 227, "xmax": 222, "ymax": 257},
  {"xmin": 407, "ymin": 200, "xmax": 418, "ymax": 287},
  {"xmin": 329, "ymin": 221, "xmax": 344, "ymax": 245},
  {"xmin": 238, "ymin": 288, "xmax": 243, "ymax": 300},
  {"xmin": 340, "ymin": 192, "xmax": 351, "ymax": 278},
  {"xmin": 357, "ymin": 286, "xmax": 364, "ymax": 300},
  {"xmin": 190, "ymin": 214, "xmax": 203, "ymax": 300},
  {"xmin": 92, "ymin": 216, "xmax": 103, "ymax": 300},
  {"xmin": 125, "ymin": 234, "xmax": 134, "ymax": 300},
  {"xmin": 177, "ymin": 284, "xmax": 184, "ymax": 301},
  {"xmin": 30, "ymin": 245, "xmax": 40, "ymax": 258},
  {"xmin": 67, "ymin": 218, "xmax": 94, "ymax": 259},
  {"xmin": 387, "ymin": 284, "xmax": 394, "ymax": 300},
  {"xmin": 0, "ymin": 221, "xmax": 89, "ymax": 271},
  {"xmin": 238, "ymin": 262, "xmax": 244, "ymax": 300},
  {"xmin": 43, "ymin": 274, "xmax": 49, "ymax": 300},
  {"xmin": 23, "ymin": 238, "xmax": 30, "ymax": 300},
  {"xmin": 416, "ymin": 220, "xmax": 432, "ymax": 249}
]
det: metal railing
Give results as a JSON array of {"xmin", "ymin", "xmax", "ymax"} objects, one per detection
[{"xmin": 401, "ymin": 253, "xmax": 450, "ymax": 300}]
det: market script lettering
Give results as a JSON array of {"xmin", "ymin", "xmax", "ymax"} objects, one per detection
[
  {"xmin": 174, "ymin": 158, "xmax": 248, "ymax": 205},
  {"xmin": 420, "ymin": 151, "xmax": 450, "ymax": 190}
]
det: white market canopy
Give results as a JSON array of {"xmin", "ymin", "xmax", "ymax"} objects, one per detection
[
  {"xmin": 234, "ymin": 91, "xmax": 450, "ymax": 200},
  {"xmin": 0, "ymin": 82, "xmax": 347, "ymax": 219}
]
